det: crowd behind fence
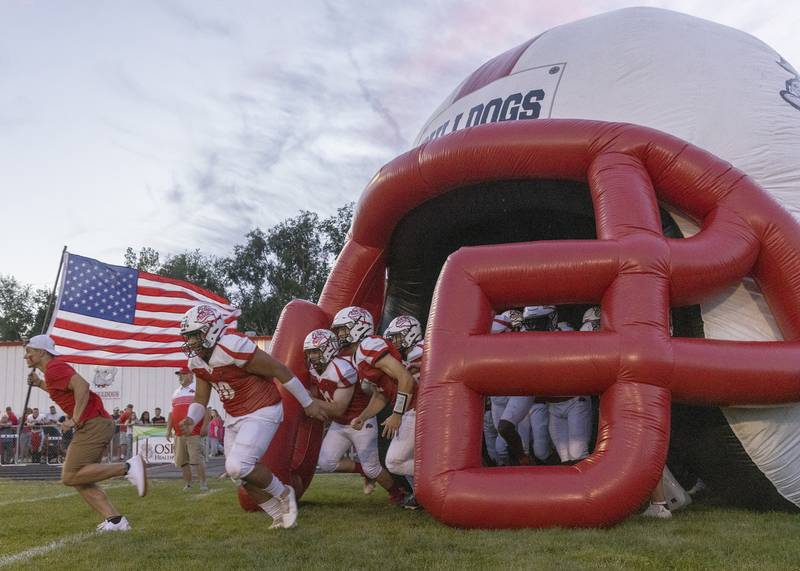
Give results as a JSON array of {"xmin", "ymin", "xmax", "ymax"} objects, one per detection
[{"xmin": 0, "ymin": 420, "xmax": 223, "ymax": 466}]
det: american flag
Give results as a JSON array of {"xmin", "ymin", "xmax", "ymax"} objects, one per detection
[{"xmin": 48, "ymin": 252, "xmax": 239, "ymax": 367}]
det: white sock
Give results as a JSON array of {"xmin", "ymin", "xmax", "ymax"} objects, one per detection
[
  {"xmin": 265, "ymin": 475, "xmax": 286, "ymax": 498},
  {"xmin": 259, "ymin": 497, "xmax": 282, "ymax": 520}
]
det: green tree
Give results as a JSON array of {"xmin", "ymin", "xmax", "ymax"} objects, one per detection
[
  {"xmin": 0, "ymin": 276, "xmax": 37, "ymax": 340},
  {"xmin": 124, "ymin": 246, "xmax": 161, "ymax": 272},
  {"xmin": 159, "ymin": 250, "xmax": 229, "ymax": 298}
]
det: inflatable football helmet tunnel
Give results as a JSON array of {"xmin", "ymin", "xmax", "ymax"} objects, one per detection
[{"xmin": 243, "ymin": 8, "xmax": 800, "ymax": 527}]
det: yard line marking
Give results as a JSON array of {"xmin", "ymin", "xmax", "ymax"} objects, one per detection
[
  {"xmin": 0, "ymin": 483, "xmax": 129, "ymax": 507},
  {"xmin": 0, "ymin": 532, "xmax": 92, "ymax": 567},
  {"xmin": 189, "ymin": 488, "xmax": 223, "ymax": 500}
]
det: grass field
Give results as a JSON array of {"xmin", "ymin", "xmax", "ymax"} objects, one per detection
[{"xmin": 1, "ymin": 474, "xmax": 799, "ymax": 570}]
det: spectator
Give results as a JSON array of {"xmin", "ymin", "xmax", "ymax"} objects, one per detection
[
  {"xmin": 166, "ymin": 367, "xmax": 209, "ymax": 492},
  {"xmin": 207, "ymin": 409, "xmax": 224, "ymax": 457},
  {"xmin": 118, "ymin": 404, "xmax": 134, "ymax": 461},
  {"xmin": 44, "ymin": 405, "xmax": 61, "ymax": 425},
  {"xmin": 27, "ymin": 408, "xmax": 46, "ymax": 463},
  {"xmin": 20, "ymin": 407, "xmax": 32, "ymax": 462},
  {"xmin": 42, "ymin": 405, "xmax": 62, "ymax": 462},
  {"xmin": 139, "ymin": 411, "xmax": 151, "ymax": 424},
  {"xmin": 3, "ymin": 407, "xmax": 19, "ymax": 464},
  {"xmin": 110, "ymin": 407, "xmax": 121, "ymax": 460},
  {"xmin": 0, "ymin": 413, "xmax": 14, "ymax": 464},
  {"xmin": 151, "ymin": 408, "xmax": 166, "ymax": 425}
]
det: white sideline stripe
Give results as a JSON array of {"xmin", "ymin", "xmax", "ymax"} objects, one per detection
[
  {"xmin": 0, "ymin": 483, "xmax": 129, "ymax": 507},
  {"xmin": 0, "ymin": 532, "xmax": 92, "ymax": 567}
]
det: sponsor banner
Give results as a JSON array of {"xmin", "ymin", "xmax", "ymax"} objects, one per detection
[{"xmin": 133, "ymin": 425, "xmax": 174, "ymax": 463}]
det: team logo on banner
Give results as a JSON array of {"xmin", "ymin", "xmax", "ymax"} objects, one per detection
[{"xmin": 92, "ymin": 366, "xmax": 121, "ymax": 399}]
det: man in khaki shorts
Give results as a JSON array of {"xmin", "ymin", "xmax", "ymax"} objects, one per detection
[
  {"xmin": 166, "ymin": 367, "xmax": 209, "ymax": 491},
  {"xmin": 24, "ymin": 335, "xmax": 147, "ymax": 532}
]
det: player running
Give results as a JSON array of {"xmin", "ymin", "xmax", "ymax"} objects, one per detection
[
  {"xmin": 178, "ymin": 304, "xmax": 327, "ymax": 529},
  {"xmin": 24, "ymin": 334, "xmax": 147, "ymax": 532},
  {"xmin": 303, "ymin": 328, "xmax": 402, "ymax": 503},
  {"xmin": 330, "ymin": 306, "xmax": 408, "ymax": 505}
]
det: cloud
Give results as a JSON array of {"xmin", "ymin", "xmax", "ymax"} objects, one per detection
[{"xmin": 157, "ymin": 0, "xmax": 235, "ymax": 38}]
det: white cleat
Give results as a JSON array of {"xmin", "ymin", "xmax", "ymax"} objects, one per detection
[
  {"xmin": 642, "ymin": 503, "xmax": 672, "ymax": 519},
  {"xmin": 96, "ymin": 516, "xmax": 132, "ymax": 532},
  {"xmin": 268, "ymin": 518, "xmax": 284, "ymax": 530},
  {"xmin": 278, "ymin": 486, "xmax": 298, "ymax": 529},
  {"xmin": 363, "ymin": 477, "xmax": 376, "ymax": 496},
  {"xmin": 125, "ymin": 454, "xmax": 148, "ymax": 497}
]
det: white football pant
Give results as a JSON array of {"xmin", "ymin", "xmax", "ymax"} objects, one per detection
[
  {"xmin": 548, "ymin": 397, "xmax": 592, "ymax": 462},
  {"xmin": 317, "ymin": 418, "xmax": 383, "ymax": 479}
]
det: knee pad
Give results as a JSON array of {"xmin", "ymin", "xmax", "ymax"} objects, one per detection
[
  {"xmin": 316, "ymin": 455, "xmax": 339, "ymax": 473},
  {"xmin": 225, "ymin": 455, "xmax": 255, "ymax": 480}
]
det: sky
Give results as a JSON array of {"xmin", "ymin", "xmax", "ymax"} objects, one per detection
[{"xmin": 1, "ymin": 0, "xmax": 798, "ymax": 290}]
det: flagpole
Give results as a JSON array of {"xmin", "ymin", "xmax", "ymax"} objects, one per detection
[{"xmin": 15, "ymin": 245, "xmax": 68, "ymax": 465}]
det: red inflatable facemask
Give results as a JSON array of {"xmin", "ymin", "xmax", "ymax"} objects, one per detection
[{"xmin": 249, "ymin": 120, "xmax": 800, "ymax": 528}]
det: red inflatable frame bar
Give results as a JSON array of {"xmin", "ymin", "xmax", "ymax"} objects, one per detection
[{"xmin": 254, "ymin": 120, "xmax": 800, "ymax": 527}]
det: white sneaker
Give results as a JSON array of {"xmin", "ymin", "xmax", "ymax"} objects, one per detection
[
  {"xmin": 278, "ymin": 486, "xmax": 298, "ymax": 529},
  {"xmin": 268, "ymin": 518, "xmax": 284, "ymax": 530},
  {"xmin": 125, "ymin": 454, "xmax": 148, "ymax": 497},
  {"xmin": 199, "ymin": 483, "xmax": 209, "ymax": 492},
  {"xmin": 182, "ymin": 484, "xmax": 192, "ymax": 492},
  {"xmin": 642, "ymin": 503, "xmax": 672, "ymax": 519},
  {"xmin": 96, "ymin": 516, "xmax": 131, "ymax": 532},
  {"xmin": 363, "ymin": 477, "xmax": 376, "ymax": 496}
]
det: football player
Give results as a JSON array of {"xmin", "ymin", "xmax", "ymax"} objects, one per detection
[
  {"xmin": 382, "ymin": 315, "xmax": 425, "ymax": 508},
  {"xmin": 331, "ymin": 306, "xmax": 407, "ymax": 504},
  {"xmin": 487, "ymin": 309, "xmax": 524, "ymax": 466},
  {"xmin": 303, "ymin": 328, "xmax": 401, "ymax": 503},
  {"xmin": 497, "ymin": 307, "xmax": 555, "ymax": 465},
  {"xmin": 178, "ymin": 304, "xmax": 327, "ymax": 529},
  {"xmin": 335, "ymin": 308, "xmax": 415, "ymax": 505},
  {"xmin": 543, "ymin": 306, "xmax": 592, "ymax": 464}
]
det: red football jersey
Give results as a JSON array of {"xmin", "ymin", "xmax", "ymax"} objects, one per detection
[
  {"xmin": 189, "ymin": 334, "xmax": 281, "ymax": 418},
  {"xmin": 354, "ymin": 336, "xmax": 416, "ymax": 410},
  {"xmin": 44, "ymin": 358, "xmax": 109, "ymax": 425},
  {"xmin": 308, "ymin": 356, "xmax": 369, "ymax": 424}
]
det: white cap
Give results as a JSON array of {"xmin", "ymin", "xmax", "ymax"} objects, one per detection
[{"xmin": 26, "ymin": 335, "xmax": 60, "ymax": 356}]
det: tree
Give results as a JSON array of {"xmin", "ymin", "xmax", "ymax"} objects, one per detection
[
  {"xmin": 124, "ymin": 246, "xmax": 161, "ymax": 272},
  {"xmin": 159, "ymin": 250, "xmax": 229, "ymax": 298},
  {"xmin": 319, "ymin": 202, "xmax": 354, "ymax": 263},
  {"xmin": 0, "ymin": 276, "xmax": 37, "ymax": 340}
]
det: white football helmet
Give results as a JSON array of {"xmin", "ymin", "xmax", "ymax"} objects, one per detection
[
  {"xmin": 180, "ymin": 304, "xmax": 226, "ymax": 356},
  {"xmin": 383, "ymin": 315, "xmax": 422, "ymax": 351},
  {"xmin": 498, "ymin": 309, "xmax": 524, "ymax": 332},
  {"xmin": 582, "ymin": 305, "xmax": 601, "ymax": 324},
  {"xmin": 303, "ymin": 329, "xmax": 339, "ymax": 374},
  {"xmin": 522, "ymin": 305, "xmax": 558, "ymax": 331},
  {"xmin": 331, "ymin": 306, "xmax": 374, "ymax": 346}
]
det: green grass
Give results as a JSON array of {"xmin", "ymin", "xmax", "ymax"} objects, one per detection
[{"xmin": 1, "ymin": 474, "xmax": 799, "ymax": 570}]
